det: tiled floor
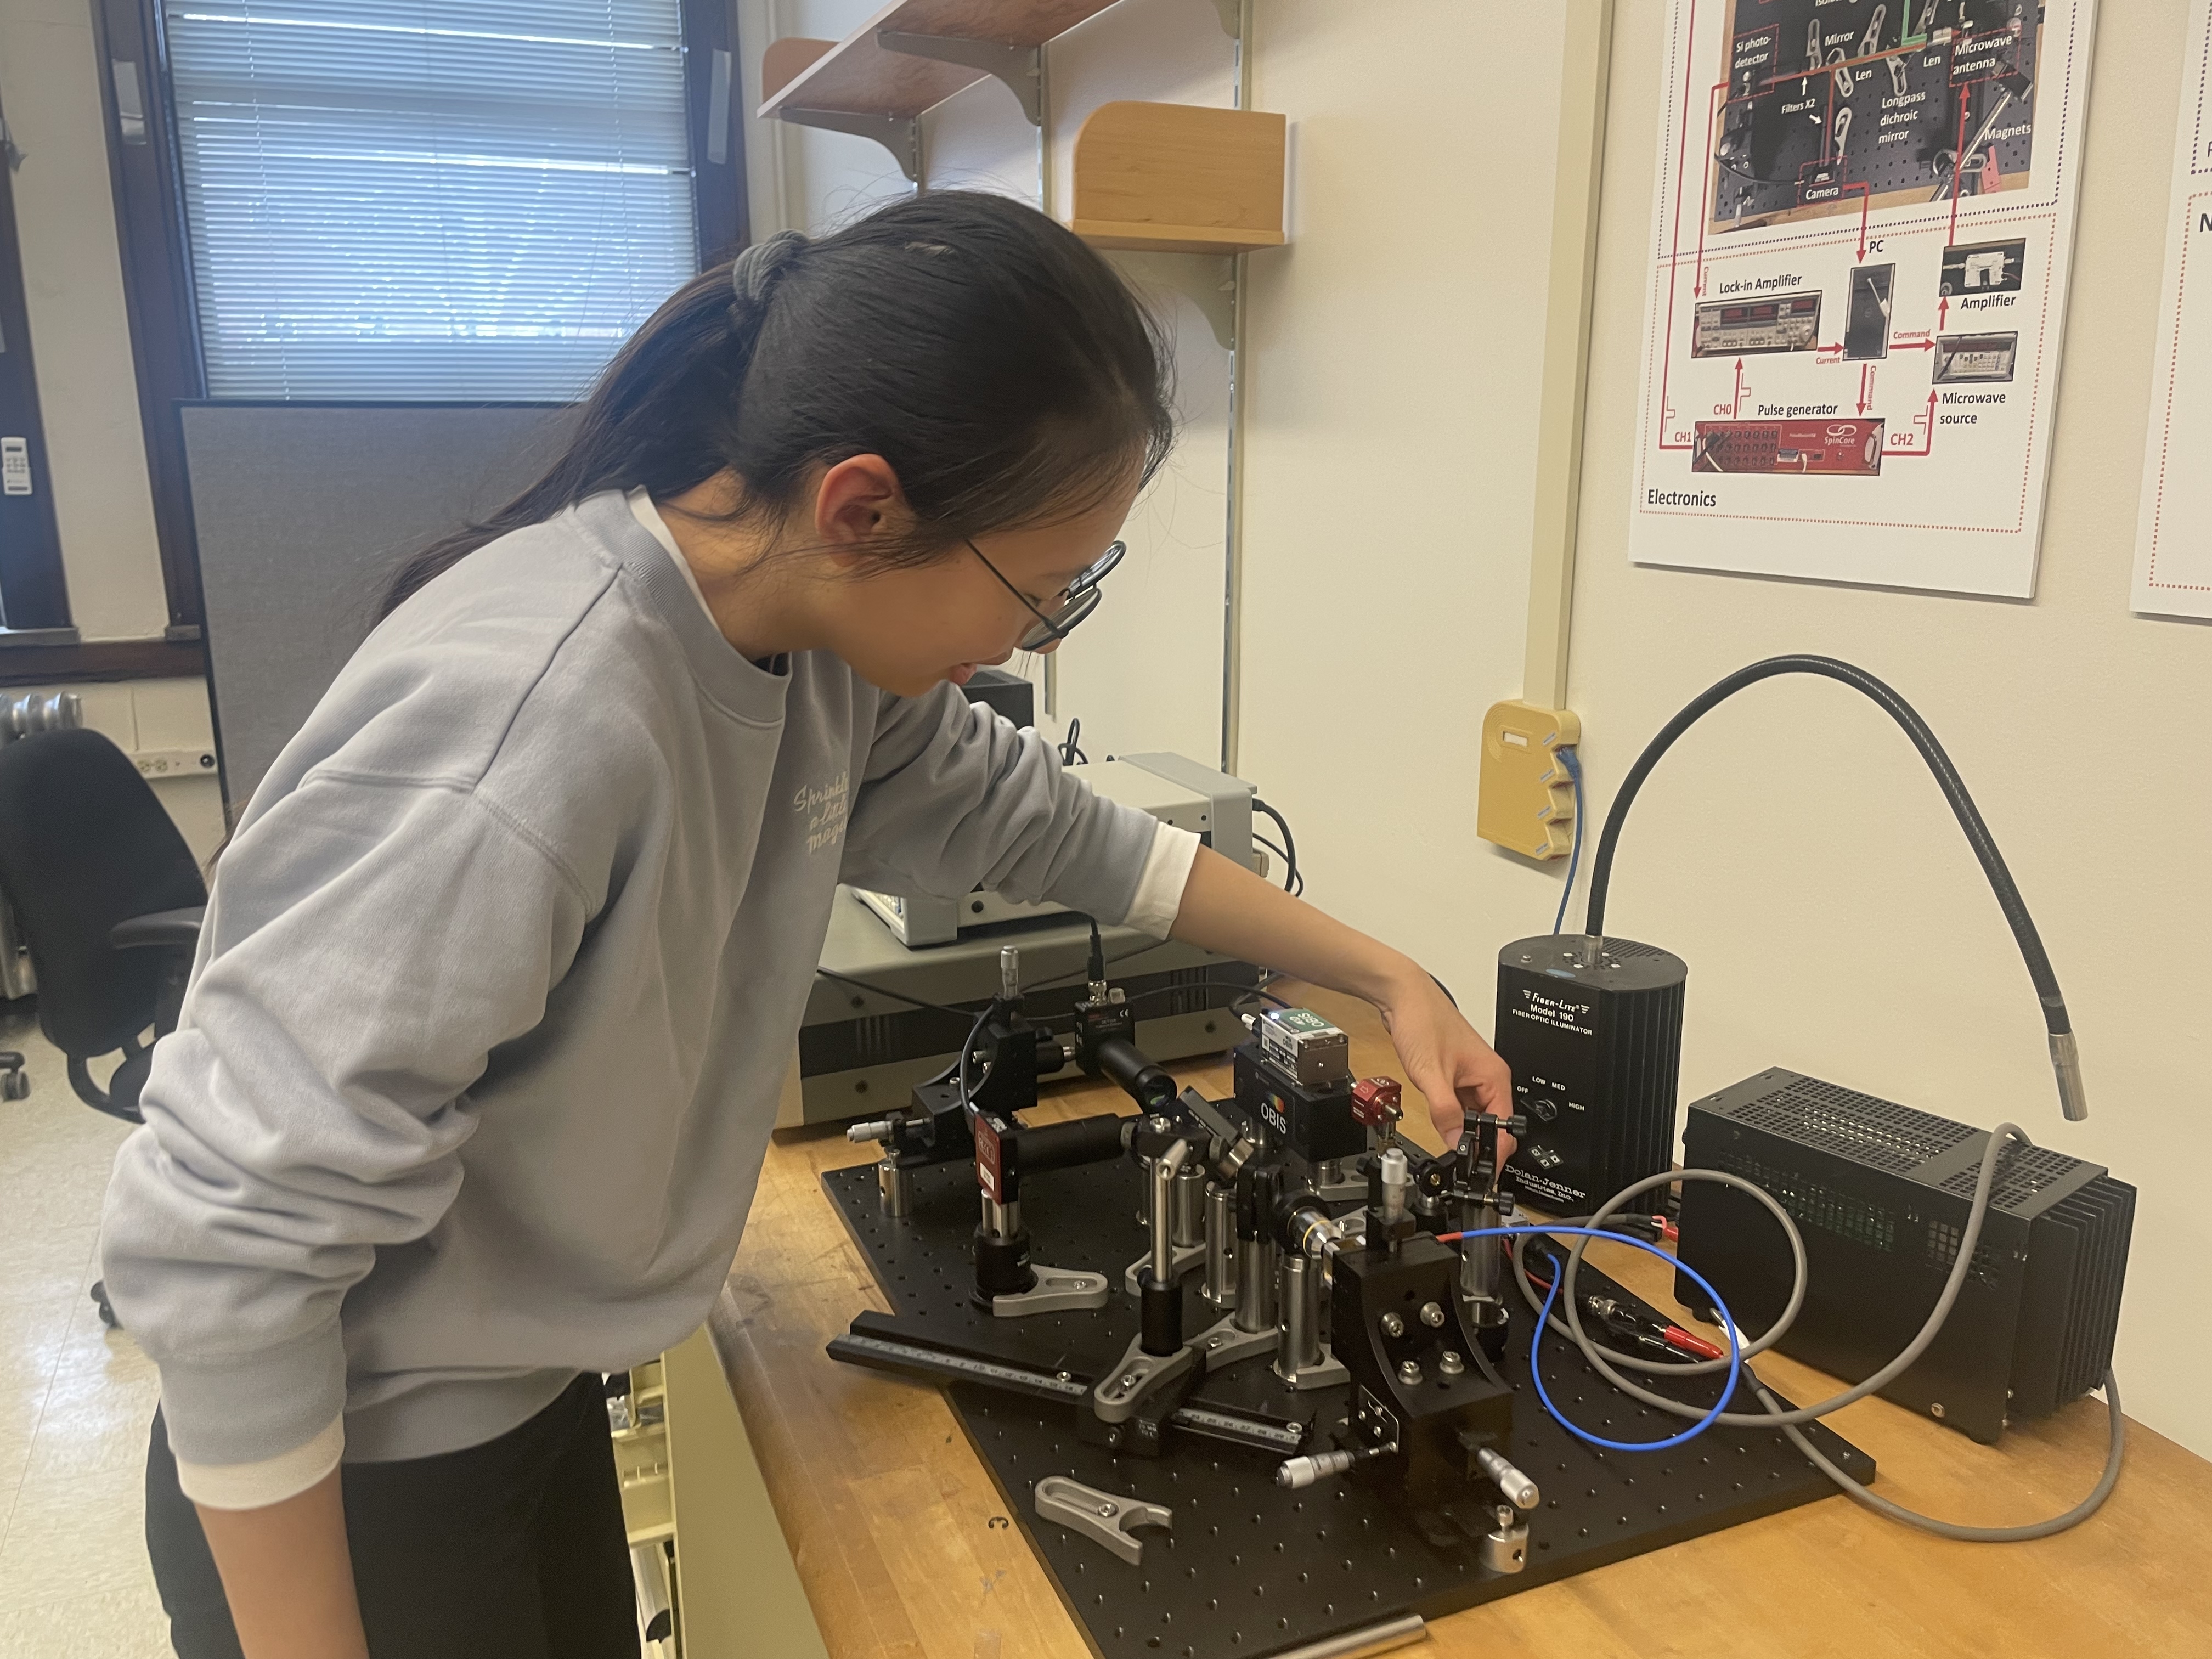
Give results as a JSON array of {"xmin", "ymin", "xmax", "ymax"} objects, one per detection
[{"xmin": 0, "ymin": 1003, "xmax": 171, "ymax": 1658}]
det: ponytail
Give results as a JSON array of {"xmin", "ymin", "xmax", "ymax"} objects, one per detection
[{"xmin": 384, "ymin": 194, "xmax": 1173, "ymax": 617}]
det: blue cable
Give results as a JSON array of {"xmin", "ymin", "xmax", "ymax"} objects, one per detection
[
  {"xmin": 1442, "ymin": 1224, "xmax": 1742, "ymax": 1453},
  {"xmin": 1551, "ymin": 746, "xmax": 1584, "ymax": 935}
]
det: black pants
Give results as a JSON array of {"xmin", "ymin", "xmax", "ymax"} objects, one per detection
[{"xmin": 145, "ymin": 1373, "xmax": 637, "ymax": 1659}]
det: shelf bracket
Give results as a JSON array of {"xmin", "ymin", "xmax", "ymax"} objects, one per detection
[
  {"xmin": 1191, "ymin": 262, "xmax": 1237, "ymax": 353},
  {"xmin": 1101, "ymin": 250, "xmax": 1238, "ymax": 352},
  {"xmin": 876, "ymin": 31, "xmax": 1043, "ymax": 126},
  {"xmin": 778, "ymin": 106, "xmax": 922, "ymax": 184}
]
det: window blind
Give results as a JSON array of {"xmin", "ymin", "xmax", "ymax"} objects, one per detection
[{"xmin": 166, "ymin": 1, "xmax": 699, "ymax": 400}]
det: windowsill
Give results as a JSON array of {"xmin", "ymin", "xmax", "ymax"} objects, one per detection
[{"xmin": 0, "ymin": 633, "xmax": 205, "ymax": 686}]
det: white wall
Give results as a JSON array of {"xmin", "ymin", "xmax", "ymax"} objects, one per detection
[
  {"xmin": 750, "ymin": 0, "xmax": 2212, "ymax": 1455},
  {"xmin": 754, "ymin": 0, "xmax": 1237, "ymax": 764},
  {"xmin": 1235, "ymin": 0, "xmax": 1570, "ymax": 986}
]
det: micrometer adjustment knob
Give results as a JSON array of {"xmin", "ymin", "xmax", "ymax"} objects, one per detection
[
  {"xmin": 1475, "ymin": 1446, "xmax": 1541, "ymax": 1511},
  {"xmin": 1276, "ymin": 1442, "xmax": 1392, "ymax": 1489}
]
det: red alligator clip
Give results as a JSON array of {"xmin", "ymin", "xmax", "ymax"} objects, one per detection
[{"xmin": 1662, "ymin": 1324, "xmax": 1725, "ymax": 1361}]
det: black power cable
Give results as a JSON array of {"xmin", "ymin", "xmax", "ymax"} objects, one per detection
[
  {"xmin": 1112, "ymin": 983, "xmax": 1293, "ymax": 1014},
  {"xmin": 815, "ymin": 967, "xmax": 970, "ymax": 1018},
  {"xmin": 1019, "ymin": 939, "xmax": 1169, "ymax": 996},
  {"xmin": 1579, "ymin": 655, "xmax": 2086, "ymax": 1120},
  {"xmin": 1251, "ymin": 798, "xmax": 1302, "ymax": 896}
]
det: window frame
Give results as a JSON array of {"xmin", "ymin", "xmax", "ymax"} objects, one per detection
[
  {"xmin": 0, "ymin": 87, "xmax": 75, "ymax": 639},
  {"xmin": 94, "ymin": 0, "xmax": 749, "ymax": 643},
  {"xmin": 91, "ymin": 0, "xmax": 205, "ymax": 639}
]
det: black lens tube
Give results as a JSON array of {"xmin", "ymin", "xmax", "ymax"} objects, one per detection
[{"xmin": 1096, "ymin": 1036, "xmax": 1177, "ymax": 1113}]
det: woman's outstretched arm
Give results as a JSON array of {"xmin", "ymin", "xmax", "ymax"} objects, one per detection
[{"xmin": 1168, "ymin": 845, "xmax": 1514, "ymax": 1150}]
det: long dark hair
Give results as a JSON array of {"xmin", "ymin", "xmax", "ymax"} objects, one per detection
[{"xmin": 384, "ymin": 192, "xmax": 1175, "ymax": 617}]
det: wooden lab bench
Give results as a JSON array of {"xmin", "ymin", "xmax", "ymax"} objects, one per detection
[{"xmin": 701, "ymin": 985, "xmax": 2212, "ymax": 1657}]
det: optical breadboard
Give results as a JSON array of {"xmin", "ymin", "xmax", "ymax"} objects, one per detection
[{"xmin": 820, "ymin": 1153, "xmax": 1870, "ymax": 1658}]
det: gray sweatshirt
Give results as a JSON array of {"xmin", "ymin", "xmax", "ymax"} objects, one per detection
[{"xmin": 99, "ymin": 490, "xmax": 1172, "ymax": 1492}]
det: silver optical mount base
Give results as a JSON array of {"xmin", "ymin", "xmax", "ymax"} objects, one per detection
[
  {"xmin": 1193, "ymin": 1311, "xmax": 1280, "ymax": 1372},
  {"xmin": 1091, "ymin": 1333, "xmax": 1198, "ymax": 1423},
  {"xmin": 1273, "ymin": 1345, "xmax": 1350, "ymax": 1391},
  {"xmin": 1034, "ymin": 1475, "xmax": 1172, "ymax": 1566},
  {"xmin": 991, "ymin": 1265, "xmax": 1110, "ymax": 1318}
]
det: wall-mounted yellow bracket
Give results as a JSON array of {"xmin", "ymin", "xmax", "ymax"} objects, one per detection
[{"xmin": 1476, "ymin": 701, "xmax": 1581, "ymax": 860}]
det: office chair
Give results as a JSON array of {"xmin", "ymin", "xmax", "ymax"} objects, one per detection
[{"xmin": 0, "ymin": 728, "xmax": 207, "ymax": 1327}]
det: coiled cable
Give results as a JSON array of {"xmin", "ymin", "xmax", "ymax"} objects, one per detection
[{"xmin": 1505, "ymin": 1141, "xmax": 2126, "ymax": 1539}]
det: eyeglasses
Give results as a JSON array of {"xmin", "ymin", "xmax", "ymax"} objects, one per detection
[{"xmin": 967, "ymin": 539, "xmax": 1126, "ymax": 652}]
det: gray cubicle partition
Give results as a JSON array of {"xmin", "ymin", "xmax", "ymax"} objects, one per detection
[{"xmin": 179, "ymin": 403, "xmax": 577, "ymax": 812}]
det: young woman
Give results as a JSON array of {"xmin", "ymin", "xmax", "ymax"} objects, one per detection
[{"xmin": 101, "ymin": 192, "xmax": 1511, "ymax": 1659}]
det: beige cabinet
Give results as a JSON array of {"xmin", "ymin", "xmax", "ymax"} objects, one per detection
[{"xmin": 616, "ymin": 1327, "xmax": 828, "ymax": 1659}]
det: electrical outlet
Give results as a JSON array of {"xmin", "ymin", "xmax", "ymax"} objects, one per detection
[
  {"xmin": 1476, "ymin": 701, "xmax": 1579, "ymax": 860},
  {"xmin": 133, "ymin": 747, "xmax": 217, "ymax": 781}
]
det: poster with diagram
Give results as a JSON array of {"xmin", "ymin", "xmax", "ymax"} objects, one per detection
[
  {"xmin": 1630, "ymin": 0, "xmax": 2098, "ymax": 598},
  {"xmin": 2131, "ymin": 0, "xmax": 2212, "ymax": 620}
]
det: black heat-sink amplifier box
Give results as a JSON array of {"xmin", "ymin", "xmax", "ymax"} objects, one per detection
[
  {"xmin": 1493, "ymin": 935, "xmax": 1686, "ymax": 1214},
  {"xmin": 1676, "ymin": 1070, "xmax": 2135, "ymax": 1445}
]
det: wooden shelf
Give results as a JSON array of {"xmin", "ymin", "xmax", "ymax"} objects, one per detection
[
  {"xmin": 757, "ymin": 10, "xmax": 1288, "ymax": 259},
  {"xmin": 759, "ymin": 1, "xmax": 1120, "ymax": 120},
  {"xmin": 1069, "ymin": 102, "xmax": 1285, "ymax": 255}
]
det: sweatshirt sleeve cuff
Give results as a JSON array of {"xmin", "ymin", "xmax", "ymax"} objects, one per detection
[
  {"xmin": 1124, "ymin": 822, "xmax": 1201, "ymax": 939},
  {"xmin": 152, "ymin": 1319, "xmax": 349, "ymax": 1470},
  {"xmin": 175, "ymin": 1413, "xmax": 345, "ymax": 1510}
]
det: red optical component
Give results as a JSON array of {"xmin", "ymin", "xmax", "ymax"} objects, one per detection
[
  {"xmin": 1663, "ymin": 1325, "xmax": 1725, "ymax": 1361},
  {"xmin": 1350, "ymin": 1076, "xmax": 1403, "ymax": 1128},
  {"xmin": 973, "ymin": 1116, "xmax": 1005, "ymax": 1201}
]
